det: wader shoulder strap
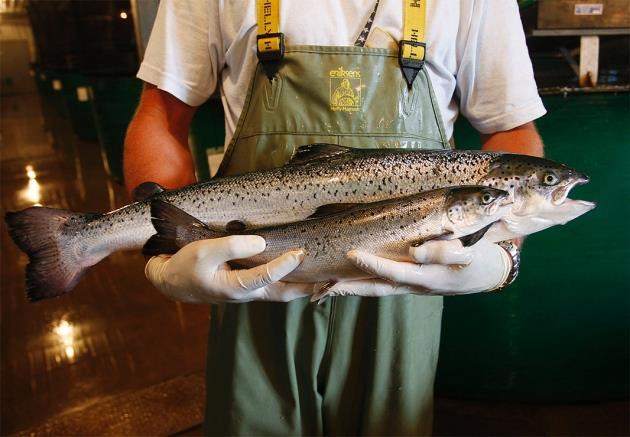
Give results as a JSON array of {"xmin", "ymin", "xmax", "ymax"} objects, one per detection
[
  {"xmin": 256, "ymin": 0, "xmax": 425, "ymax": 85},
  {"xmin": 399, "ymin": 0, "xmax": 426, "ymax": 87},
  {"xmin": 256, "ymin": 0, "xmax": 284, "ymax": 79}
]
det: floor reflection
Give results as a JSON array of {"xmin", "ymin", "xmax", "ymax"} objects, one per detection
[
  {"xmin": 21, "ymin": 165, "xmax": 43, "ymax": 206},
  {"xmin": 1, "ymin": 86, "xmax": 209, "ymax": 434}
]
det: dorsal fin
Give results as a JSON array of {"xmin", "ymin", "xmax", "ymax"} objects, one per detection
[
  {"xmin": 288, "ymin": 144, "xmax": 353, "ymax": 165},
  {"xmin": 307, "ymin": 203, "xmax": 358, "ymax": 219},
  {"xmin": 132, "ymin": 181, "xmax": 165, "ymax": 202}
]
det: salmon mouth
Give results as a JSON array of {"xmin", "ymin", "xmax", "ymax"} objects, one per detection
[
  {"xmin": 551, "ymin": 174, "xmax": 590, "ymax": 206},
  {"xmin": 488, "ymin": 196, "xmax": 513, "ymax": 215}
]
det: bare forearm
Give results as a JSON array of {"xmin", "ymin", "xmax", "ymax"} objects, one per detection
[
  {"xmin": 124, "ymin": 85, "xmax": 197, "ymax": 197},
  {"xmin": 480, "ymin": 122, "xmax": 544, "ymax": 157},
  {"xmin": 124, "ymin": 117, "xmax": 196, "ymax": 196}
]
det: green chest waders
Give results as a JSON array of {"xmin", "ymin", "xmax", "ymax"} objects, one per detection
[{"xmin": 205, "ymin": 1, "xmax": 450, "ymax": 435}]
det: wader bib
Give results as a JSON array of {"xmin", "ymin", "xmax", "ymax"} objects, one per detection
[{"xmin": 205, "ymin": 1, "xmax": 449, "ymax": 435}]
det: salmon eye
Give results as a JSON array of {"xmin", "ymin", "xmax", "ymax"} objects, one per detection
[
  {"xmin": 481, "ymin": 193, "xmax": 495, "ymax": 205},
  {"xmin": 543, "ymin": 173, "xmax": 559, "ymax": 186}
]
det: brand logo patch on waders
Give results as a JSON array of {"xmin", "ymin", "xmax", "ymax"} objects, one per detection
[{"xmin": 329, "ymin": 67, "xmax": 361, "ymax": 112}]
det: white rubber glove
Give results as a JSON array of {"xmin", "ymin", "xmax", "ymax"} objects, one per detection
[
  {"xmin": 145, "ymin": 235, "xmax": 317, "ymax": 303},
  {"xmin": 317, "ymin": 239, "xmax": 512, "ymax": 300}
]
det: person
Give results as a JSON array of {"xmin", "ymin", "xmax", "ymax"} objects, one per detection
[{"xmin": 124, "ymin": 1, "xmax": 545, "ymax": 434}]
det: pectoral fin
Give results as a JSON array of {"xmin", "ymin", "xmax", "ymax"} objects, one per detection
[{"xmin": 458, "ymin": 222, "xmax": 494, "ymax": 247}]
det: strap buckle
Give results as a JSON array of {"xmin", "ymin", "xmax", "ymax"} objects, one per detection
[
  {"xmin": 257, "ymin": 33, "xmax": 285, "ymax": 79},
  {"xmin": 398, "ymin": 39, "xmax": 426, "ymax": 87}
]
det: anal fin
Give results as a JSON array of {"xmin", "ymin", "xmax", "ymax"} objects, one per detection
[{"xmin": 310, "ymin": 280, "xmax": 337, "ymax": 304}]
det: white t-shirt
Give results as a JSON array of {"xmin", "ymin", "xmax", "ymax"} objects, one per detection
[{"xmin": 138, "ymin": 0, "xmax": 546, "ymax": 142}]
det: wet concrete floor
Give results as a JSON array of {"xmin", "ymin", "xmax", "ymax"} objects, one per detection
[{"xmin": 1, "ymin": 89, "xmax": 209, "ymax": 434}]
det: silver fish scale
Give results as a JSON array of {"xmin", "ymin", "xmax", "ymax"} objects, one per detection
[
  {"xmin": 236, "ymin": 190, "xmax": 449, "ymax": 283},
  {"xmin": 78, "ymin": 149, "xmax": 500, "ymax": 257}
]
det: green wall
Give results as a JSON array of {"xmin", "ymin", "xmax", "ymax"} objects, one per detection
[{"xmin": 436, "ymin": 93, "xmax": 630, "ymax": 402}]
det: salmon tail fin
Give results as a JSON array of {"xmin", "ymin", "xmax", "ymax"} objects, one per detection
[
  {"xmin": 143, "ymin": 200, "xmax": 225, "ymax": 257},
  {"xmin": 5, "ymin": 207, "xmax": 101, "ymax": 302}
]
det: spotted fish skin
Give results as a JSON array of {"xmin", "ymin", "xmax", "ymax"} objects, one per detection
[{"xmin": 4, "ymin": 144, "xmax": 589, "ymax": 300}]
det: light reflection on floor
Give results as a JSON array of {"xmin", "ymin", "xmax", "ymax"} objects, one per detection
[
  {"xmin": 21, "ymin": 165, "xmax": 43, "ymax": 206},
  {"xmin": 1, "ymin": 87, "xmax": 210, "ymax": 434}
]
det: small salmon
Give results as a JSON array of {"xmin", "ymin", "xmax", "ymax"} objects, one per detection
[{"xmin": 143, "ymin": 186, "xmax": 512, "ymax": 284}]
